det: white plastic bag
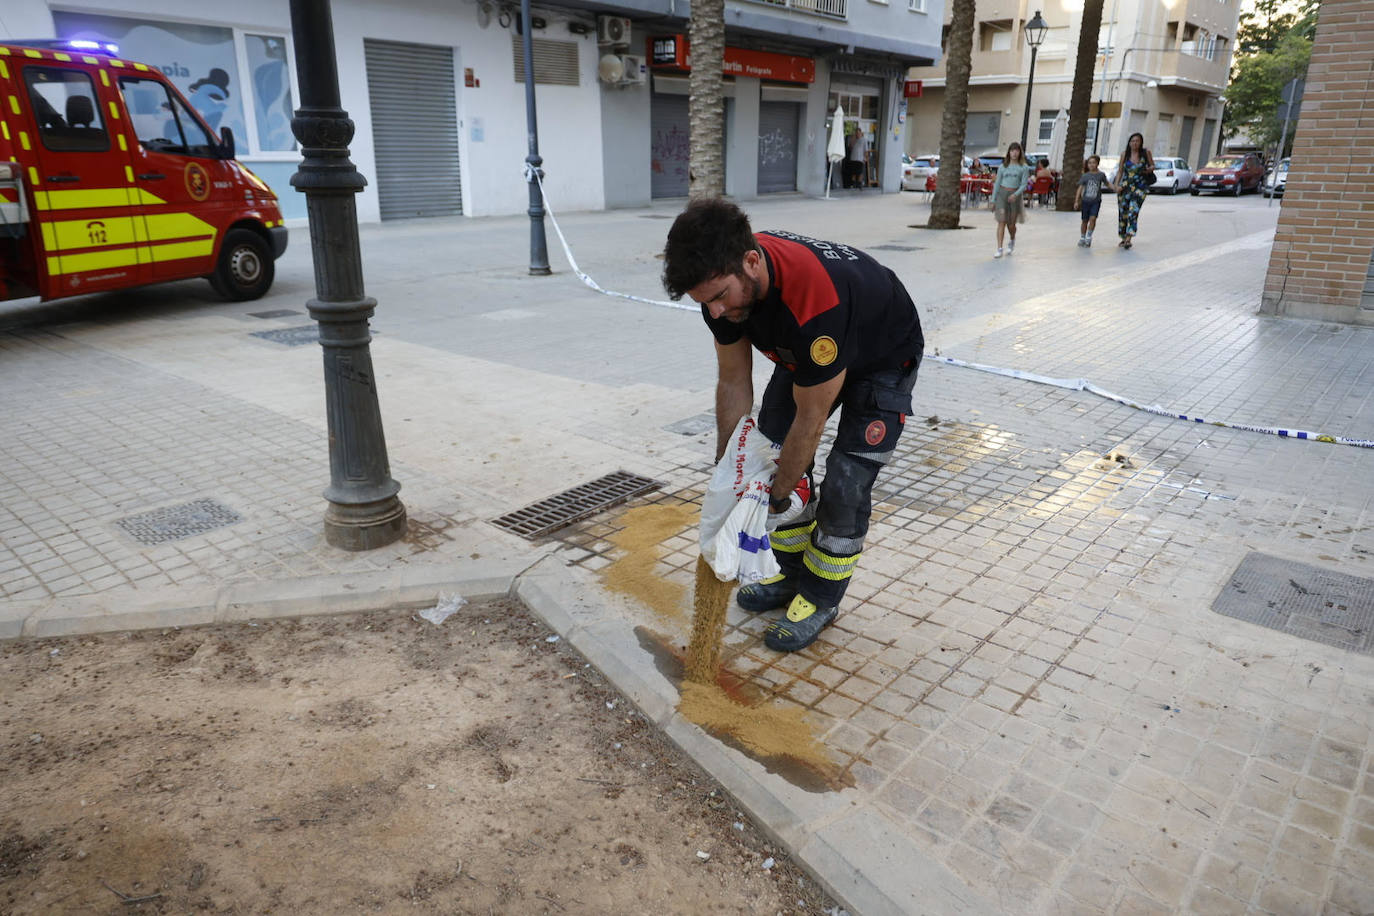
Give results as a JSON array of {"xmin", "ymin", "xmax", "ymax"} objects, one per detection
[{"xmin": 699, "ymin": 416, "xmax": 781, "ymax": 584}]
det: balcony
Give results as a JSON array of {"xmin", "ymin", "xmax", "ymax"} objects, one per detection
[
  {"xmin": 1159, "ymin": 49, "xmax": 1228, "ymax": 90},
  {"xmin": 740, "ymin": 0, "xmax": 848, "ymax": 21}
]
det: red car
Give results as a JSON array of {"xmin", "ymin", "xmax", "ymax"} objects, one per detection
[{"xmin": 1190, "ymin": 154, "xmax": 1265, "ymax": 196}]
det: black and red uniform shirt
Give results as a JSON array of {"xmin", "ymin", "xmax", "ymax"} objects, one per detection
[{"xmin": 703, "ymin": 231, "xmax": 924, "ymax": 387}]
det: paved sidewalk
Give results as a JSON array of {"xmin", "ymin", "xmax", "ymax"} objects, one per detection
[{"xmin": 2, "ymin": 190, "xmax": 1372, "ymax": 914}]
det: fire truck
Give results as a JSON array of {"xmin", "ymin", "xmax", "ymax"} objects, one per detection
[{"xmin": 0, "ymin": 38, "xmax": 287, "ymax": 303}]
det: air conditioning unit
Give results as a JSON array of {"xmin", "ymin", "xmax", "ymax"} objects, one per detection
[
  {"xmin": 618, "ymin": 54, "xmax": 645, "ymax": 84},
  {"xmin": 597, "ymin": 15, "xmax": 631, "ymax": 46}
]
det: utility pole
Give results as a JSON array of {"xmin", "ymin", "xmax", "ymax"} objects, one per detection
[
  {"xmin": 289, "ymin": 0, "xmax": 407, "ymax": 550},
  {"xmin": 521, "ymin": 0, "xmax": 551, "ymax": 275},
  {"xmin": 1091, "ymin": 0, "xmax": 1121, "ymax": 154}
]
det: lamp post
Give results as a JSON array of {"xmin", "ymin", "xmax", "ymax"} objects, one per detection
[
  {"xmin": 289, "ymin": 0, "xmax": 407, "ymax": 550},
  {"xmin": 520, "ymin": 0, "xmax": 551, "ymax": 275},
  {"xmin": 1019, "ymin": 10, "xmax": 1049, "ymax": 152}
]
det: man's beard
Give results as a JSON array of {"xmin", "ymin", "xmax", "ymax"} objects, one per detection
[{"xmin": 728, "ymin": 273, "xmax": 759, "ymax": 323}]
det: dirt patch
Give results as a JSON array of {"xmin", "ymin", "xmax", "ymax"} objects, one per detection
[{"xmin": 0, "ymin": 600, "xmax": 838, "ymax": 914}]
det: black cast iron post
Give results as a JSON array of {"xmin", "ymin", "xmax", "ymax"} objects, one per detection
[
  {"xmin": 289, "ymin": 0, "xmax": 407, "ymax": 550},
  {"xmin": 521, "ymin": 0, "xmax": 552, "ymax": 275}
]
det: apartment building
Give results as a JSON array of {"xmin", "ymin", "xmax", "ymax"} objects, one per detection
[
  {"xmin": 3, "ymin": 0, "xmax": 941, "ymax": 222},
  {"xmin": 904, "ymin": 0, "xmax": 1239, "ymax": 171}
]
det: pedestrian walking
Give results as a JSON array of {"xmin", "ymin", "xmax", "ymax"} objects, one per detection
[
  {"xmin": 1113, "ymin": 132, "xmax": 1155, "ymax": 249},
  {"xmin": 992, "ymin": 142, "xmax": 1031, "ymax": 259},
  {"xmin": 843, "ymin": 127, "xmax": 870, "ymax": 189},
  {"xmin": 1075, "ymin": 155, "xmax": 1116, "ymax": 247},
  {"xmin": 662, "ymin": 199, "xmax": 924, "ymax": 652}
]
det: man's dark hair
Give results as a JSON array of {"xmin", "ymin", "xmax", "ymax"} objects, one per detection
[{"xmin": 661, "ymin": 198, "xmax": 757, "ymax": 300}]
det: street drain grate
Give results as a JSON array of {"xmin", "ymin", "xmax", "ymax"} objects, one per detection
[
  {"xmin": 247, "ymin": 309, "xmax": 302, "ymax": 319},
  {"xmin": 664, "ymin": 412, "xmax": 715, "ymax": 436},
  {"xmin": 116, "ymin": 498, "xmax": 243, "ymax": 546},
  {"xmin": 251, "ymin": 325, "xmax": 318, "ymax": 346},
  {"xmin": 871, "ymin": 244, "xmax": 924, "ymax": 251},
  {"xmin": 1211, "ymin": 552, "xmax": 1374, "ymax": 656},
  {"xmin": 491, "ymin": 471, "xmax": 661, "ymax": 540}
]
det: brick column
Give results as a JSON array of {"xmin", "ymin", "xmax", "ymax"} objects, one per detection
[{"xmin": 1260, "ymin": 0, "xmax": 1374, "ymax": 325}]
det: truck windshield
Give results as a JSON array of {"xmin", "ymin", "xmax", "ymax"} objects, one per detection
[{"xmin": 118, "ymin": 76, "xmax": 218, "ymax": 158}]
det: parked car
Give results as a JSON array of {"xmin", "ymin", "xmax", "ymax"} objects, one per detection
[
  {"xmin": 1190, "ymin": 154, "xmax": 1265, "ymax": 196},
  {"xmin": 1149, "ymin": 157, "xmax": 1193, "ymax": 195},
  {"xmin": 901, "ymin": 154, "xmax": 938, "ymax": 191},
  {"xmin": 974, "ymin": 151, "xmax": 1004, "ymax": 171},
  {"xmin": 1264, "ymin": 157, "xmax": 1291, "ymax": 198}
]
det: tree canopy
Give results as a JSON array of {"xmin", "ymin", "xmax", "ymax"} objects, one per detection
[{"xmin": 1224, "ymin": 0, "xmax": 1319, "ymax": 155}]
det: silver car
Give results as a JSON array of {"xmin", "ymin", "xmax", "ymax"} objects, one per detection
[
  {"xmin": 1149, "ymin": 157, "xmax": 1193, "ymax": 195},
  {"xmin": 1264, "ymin": 158, "xmax": 1290, "ymax": 198}
]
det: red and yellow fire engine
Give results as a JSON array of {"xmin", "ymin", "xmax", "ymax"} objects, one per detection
[{"xmin": 0, "ymin": 38, "xmax": 287, "ymax": 303}]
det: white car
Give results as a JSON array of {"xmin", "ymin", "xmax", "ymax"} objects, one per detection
[
  {"xmin": 1097, "ymin": 156, "xmax": 1119, "ymax": 193},
  {"xmin": 1264, "ymin": 158, "xmax": 1290, "ymax": 198},
  {"xmin": 901, "ymin": 155, "xmax": 938, "ymax": 191},
  {"xmin": 1149, "ymin": 157, "xmax": 1193, "ymax": 195}
]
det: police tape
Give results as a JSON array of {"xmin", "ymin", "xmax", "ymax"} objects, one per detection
[
  {"xmin": 525, "ymin": 165, "xmax": 695, "ymax": 312},
  {"xmin": 929, "ymin": 354, "xmax": 1374, "ymax": 449}
]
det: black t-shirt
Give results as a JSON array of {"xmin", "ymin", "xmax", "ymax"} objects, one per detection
[{"xmin": 703, "ymin": 231, "xmax": 924, "ymax": 387}]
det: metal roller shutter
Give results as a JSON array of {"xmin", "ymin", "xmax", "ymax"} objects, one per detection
[
  {"xmin": 650, "ymin": 93, "xmax": 690, "ymax": 199},
  {"xmin": 757, "ymin": 101, "xmax": 799, "ymax": 193},
  {"xmin": 364, "ymin": 39, "xmax": 462, "ymax": 219}
]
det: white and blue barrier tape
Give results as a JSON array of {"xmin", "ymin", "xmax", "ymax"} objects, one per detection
[{"xmin": 929, "ymin": 355, "xmax": 1374, "ymax": 449}]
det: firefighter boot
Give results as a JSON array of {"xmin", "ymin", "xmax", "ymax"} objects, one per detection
[
  {"xmin": 764, "ymin": 595, "xmax": 839, "ymax": 652},
  {"xmin": 736, "ymin": 573, "xmax": 797, "ymax": 612}
]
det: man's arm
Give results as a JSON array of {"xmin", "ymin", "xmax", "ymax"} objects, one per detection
[
  {"xmin": 772, "ymin": 370, "xmax": 846, "ymax": 507},
  {"xmin": 714, "ymin": 339, "xmax": 754, "ymax": 462}
]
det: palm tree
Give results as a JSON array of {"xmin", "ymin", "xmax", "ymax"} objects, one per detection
[
  {"xmin": 1057, "ymin": 0, "xmax": 1105, "ymax": 211},
  {"xmin": 688, "ymin": 0, "xmax": 726, "ymax": 199},
  {"xmin": 928, "ymin": 0, "xmax": 977, "ymax": 229}
]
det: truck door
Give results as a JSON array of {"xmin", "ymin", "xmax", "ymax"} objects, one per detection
[
  {"xmin": 114, "ymin": 73, "xmax": 225, "ymax": 282},
  {"xmin": 18, "ymin": 60, "xmax": 148, "ymax": 296}
]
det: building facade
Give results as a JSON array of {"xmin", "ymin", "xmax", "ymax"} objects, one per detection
[
  {"xmin": 3, "ymin": 0, "xmax": 941, "ymax": 223},
  {"xmin": 904, "ymin": 0, "xmax": 1238, "ymax": 171},
  {"xmin": 1261, "ymin": 0, "xmax": 1374, "ymax": 326}
]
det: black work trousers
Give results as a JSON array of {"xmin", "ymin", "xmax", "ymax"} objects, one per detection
[{"xmin": 757, "ymin": 358, "xmax": 920, "ymax": 608}]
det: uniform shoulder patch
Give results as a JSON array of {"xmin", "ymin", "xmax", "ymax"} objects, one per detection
[{"xmin": 809, "ymin": 336, "xmax": 837, "ymax": 367}]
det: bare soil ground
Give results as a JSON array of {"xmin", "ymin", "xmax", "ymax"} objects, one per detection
[{"xmin": 0, "ymin": 598, "xmax": 839, "ymax": 915}]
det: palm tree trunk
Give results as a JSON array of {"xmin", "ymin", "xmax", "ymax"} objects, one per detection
[
  {"xmin": 928, "ymin": 0, "xmax": 977, "ymax": 228},
  {"xmin": 688, "ymin": 0, "xmax": 726, "ymax": 199},
  {"xmin": 1057, "ymin": 0, "xmax": 1105, "ymax": 211}
]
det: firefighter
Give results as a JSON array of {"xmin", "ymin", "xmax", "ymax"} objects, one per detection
[{"xmin": 662, "ymin": 199, "xmax": 924, "ymax": 652}]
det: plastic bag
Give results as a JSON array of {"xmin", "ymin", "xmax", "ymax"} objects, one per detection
[
  {"xmin": 699, "ymin": 416, "xmax": 781, "ymax": 584},
  {"xmin": 419, "ymin": 592, "xmax": 467, "ymax": 625}
]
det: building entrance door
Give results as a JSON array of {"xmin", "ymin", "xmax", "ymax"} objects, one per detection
[{"xmin": 830, "ymin": 77, "xmax": 881, "ymax": 186}]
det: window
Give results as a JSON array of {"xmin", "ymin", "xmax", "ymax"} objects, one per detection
[
  {"xmin": 1084, "ymin": 119, "xmax": 1098, "ymax": 147},
  {"xmin": 53, "ymin": 11, "xmax": 298, "ymax": 158},
  {"xmin": 907, "ymin": 0, "xmax": 927, "ymax": 11},
  {"xmin": 1038, "ymin": 110, "xmax": 1057, "ymax": 144},
  {"xmin": 979, "ymin": 21, "xmax": 1014, "ymax": 52},
  {"xmin": 119, "ymin": 76, "xmax": 218, "ymax": 157},
  {"xmin": 24, "ymin": 66, "xmax": 109, "ymax": 152}
]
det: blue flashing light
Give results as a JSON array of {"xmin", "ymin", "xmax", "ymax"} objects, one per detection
[{"xmin": 64, "ymin": 39, "xmax": 119, "ymax": 55}]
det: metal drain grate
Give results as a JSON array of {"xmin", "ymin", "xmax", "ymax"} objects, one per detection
[
  {"xmin": 116, "ymin": 498, "xmax": 243, "ymax": 546},
  {"xmin": 1212, "ymin": 552, "xmax": 1374, "ymax": 655},
  {"xmin": 251, "ymin": 325, "xmax": 318, "ymax": 346},
  {"xmin": 247, "ymin": 309, "xmax": 302, "ymax": 319},
  {"xmin": 870, "ymin": 244, "xmax": 924, "ymax": 252},
  {"xmin": 491, "ymin": 471, "xmax": 661, "ymax": 540}
]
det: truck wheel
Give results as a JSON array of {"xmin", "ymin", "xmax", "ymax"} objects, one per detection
[{"xmin": 210, "ymin": 229, "xmax": 274, "ymax": 301}]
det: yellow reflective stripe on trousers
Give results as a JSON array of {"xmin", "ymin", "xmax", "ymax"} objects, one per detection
[
  {"xmin": 803, "ymin": 545, "xmax": 860, "ymax": 581},
  {"xmin": 768, "ymin": 521, "xmax": 814, "ymax": 554}
]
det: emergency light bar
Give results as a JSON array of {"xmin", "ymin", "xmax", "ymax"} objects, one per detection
[
  {"xmin": 5, "ymin": 38, "xmax": 120, "ymax": 56},
  {"xmin": 65, "ymin": 40, "xmax": 120, "ymax": 54}
]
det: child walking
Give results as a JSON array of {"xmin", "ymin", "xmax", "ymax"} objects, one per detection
[{"xmin": 1074, "ymin": 156, "xmax": 1115, "ymax": 247}]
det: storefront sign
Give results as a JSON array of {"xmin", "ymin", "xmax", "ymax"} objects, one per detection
[
  {"xmin": 648, "ymin": 35, "xmax": 814, "ymax": 84},
  {"xmin": 903, "ymin": 80, "xmax": 923, "ymax": 98}
]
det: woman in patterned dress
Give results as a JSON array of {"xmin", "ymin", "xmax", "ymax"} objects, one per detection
[
  {"xmin": 1113, "ymin": 132, "xmax": 1155, "ymax": 249},
  {"xmin": 991, "ymin": 142, "xmax": 1031, "ymax": 259}
]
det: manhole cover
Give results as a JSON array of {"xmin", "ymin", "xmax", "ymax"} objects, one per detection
[
  {"xmin": 664, "ymin": 413, "xmax": 715, "ymax": 436},
  {"xmin": 491, "ymin": 471, "xmax": 661, "ymax": 540},
  {"xmin": 247, "ymin": 309, "xmax": 302, "ymax": 319},
  {"xmin": 251, "ymin": 325, "xmax": 318, "ymax": 346},
  {"xmin": 116, "ymin": 498, "xmax": 243, "ymax": 546},
  {"xmin": 870, "ymin": 244, "xmax": 924, "ymax": 252},
  {"xmin": 1212, "ymin": 553, "xmax": 1374, "ymax": 655}
]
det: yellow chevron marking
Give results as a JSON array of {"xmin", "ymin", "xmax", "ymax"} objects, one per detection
[
  {"xmin": 8, "ymin": 96, "xmax": 18, "ymax": 115},
  {"xmin": 1, "ymin": 121, "xmax": 9, "ymax": 140},
  {"xmin": 48, "ymin": 215, "xmax": 141, "ymax": 249},
  {"xmin": 54, "ymin": 248, "xmax": 143, "ymax": 273},
  {"xmin": 30, "ymin": 188, "xmax": 169, "ymax": 211},
  {"xmin": 109, "ymin": 60, "xmax": 125, "ymax": 68},
  {"xmin": 0, "ymin": 61, "xmax": 8, "ymax": 78},
  {"xmin": 107, "ymin": 100, "xmax": 120, "ymax": 120},
  {"xmin": 40, "ymin": 222, "xmax": 56, "ymax": 250},
  {"xmin": 117, "ymin": 134, "xmax": 127, "ymax": 151},
  {"xmin": 149, "ymin": 239, "xmax": 215, "ymax": 263},
  {"xmin": 133, "ymin": 62, "xmax": 149, "ymax": 71},
  {"xmin": 99, "ymin": 70, "xmax": 109, "ymax": 87},
  {"xmin": 124, "ymin": 165, "xmax": 134, "ymax": 183},
  {"xmin": 145, "ymin": 211, "xmax": 215, "ymax": 241},
  {"xmin": 27, "ymin": 166, "xmax": 37, "ymax": 186},
  {"xmin": 83, "ymin": 56, "xmax": 99, "ymax": 65},
  {"xmin": 19, "ymin": 130, "xmax": 30, "ymax": 150},
  {"xmin": 54, "ymin": 53, "xmax": 71, "ymax": 62},
  {"xmin": 23, "ymin": 50, "xmax": 42, "ymax": 59}
]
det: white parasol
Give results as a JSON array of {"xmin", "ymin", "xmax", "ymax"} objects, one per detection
[
  {"xmin": 1048, "ymin": 109, "xmax": 1068, "ymax": 171},
  {"xmin": 824, "ymin": 105, "xmax": 846, "ymax": 199}
]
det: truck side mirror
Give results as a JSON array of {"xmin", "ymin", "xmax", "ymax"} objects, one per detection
[{"xmin": 219, "ymin": 127, "xmax": 236, "ymax": 160}]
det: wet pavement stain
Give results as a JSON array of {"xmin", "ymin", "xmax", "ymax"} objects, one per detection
[{"xmin": 636, "ymin": 627, "xmax": 852, "ymax": 793}]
